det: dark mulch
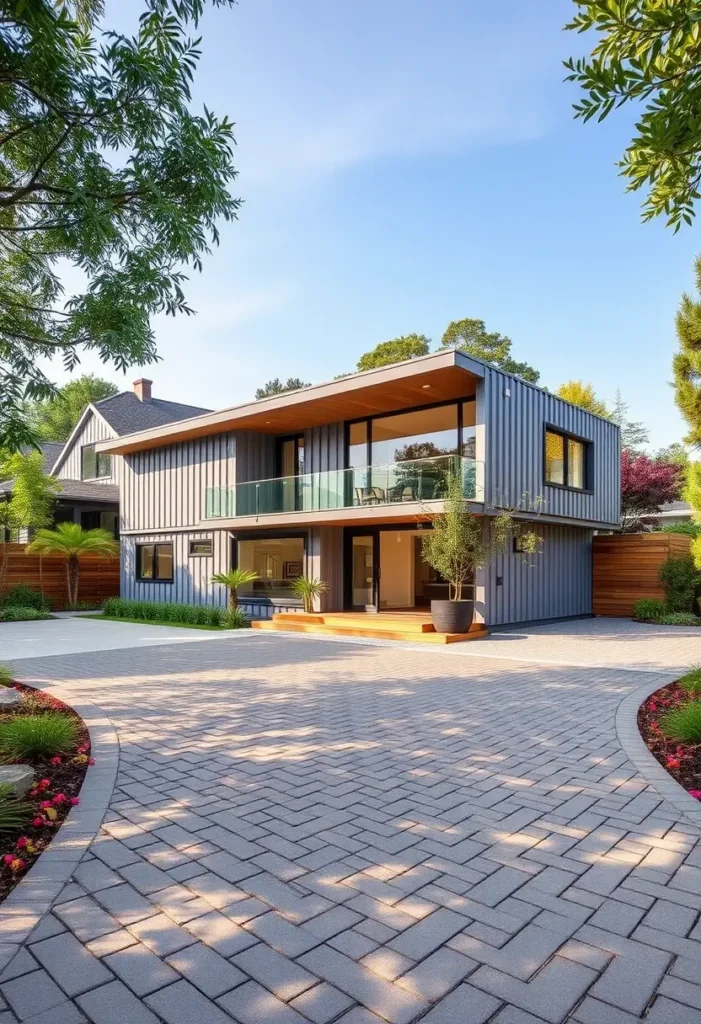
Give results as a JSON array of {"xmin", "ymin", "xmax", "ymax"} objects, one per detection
[
  {"xmin": 638, "ymin": 682, "xmax": 701, "ymax": 798},
  {"xmin": 0, "ymin": 683, "xmax": 90, "ymax": 903}
]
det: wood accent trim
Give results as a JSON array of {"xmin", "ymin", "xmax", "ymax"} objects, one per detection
[{"xmin": 0, "ymin": 544, "xmax": 119, "ymax": 611}]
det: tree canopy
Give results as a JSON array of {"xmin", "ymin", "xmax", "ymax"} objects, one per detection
[
  {"xmin": 565, "ymin": 1, "xmax": 701, "ymax": 229},
  {"xmin": 0, "ymin": 0, "xmax": 239, "ymax": 452},
  {"xmin": 556, "ymin": 380, "xmax": 610, "ymax": 418},
  {"xmin": 674, "ymin": 255, "xmax": 701, "ymax": 448},
  {"xmin": 356, "ymin": 334, "xmax": 430, "ymax": 372},
  {"xmin": 0, "ymin": 448, "xmax": 59, "ymax": 541},
  {"xmin": 438, "ymin": 318, "xmax": 540, "ymax": 383},
  {"xmin": 620, "ymin": 450, "xmax": 681, "ymax": 532},
  {"xmin": 255, "ymin": 378, "xmax": 310, "ymax": 400},
  {"xmin": 28, "ymin": 374, "xmax": 118, "ymax": 440}
]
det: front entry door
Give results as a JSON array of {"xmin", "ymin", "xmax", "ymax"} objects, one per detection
[{"xmin": 345, "ymin": 531, "xmax": 379, "ymax": 611}]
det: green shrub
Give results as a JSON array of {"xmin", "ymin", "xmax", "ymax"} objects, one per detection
[
  {"xmin": 659, "ymin": 612, "xmax": 701, "ymax": 626},
  {"xmin": 0, "ymin": 713, "xmax": 78, "ymax": 760},
  {"xmin": 0, "ymin": 606, "xmax": 51, "ymax": 622},
  {"xmin": 659, "ymin": 554, "xmax": 700, "ymax": 613},
  {"xmin": 661, "ymin": 522, "xmax": 701, "ymax": 537},
  {"xmin": 0, "ymin": 666, "xmax": 12, "ymax": 687},
  {"xmin": 223, "ymin": 606, "xmax": 249, "ymax": 629},
  {"xmin": 680, "ymin": 666, "xmax": 701, "ymax": 696},
  {"xmin": 633, "ymin": 598, "xmax": 665, "ymax": 621},
  {"xmin": 660, "ymin": 702, "xmax": 701, "ymax": 744},
  {"xmin": 2, "ymin": 585, "xmax": 49, "ymax": 611},
  {"xmin": 0, "ymin": 784, "xmax": 31, "ymax": 833},
  {"xmin": 101, "ymin": 597, "xmax": 230, "ymax": 627}
]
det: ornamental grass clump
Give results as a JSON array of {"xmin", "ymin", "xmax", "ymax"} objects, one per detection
[
  {"xmin": 633, "ymin": 598, "xmax": 665, "ymax": 622},
  {"xmin": 660, "ymin": 703, "xmax": 701, "ymax": 745},
  {"xmin": 0, "ymin": 714, "xmax": 77, "ymax": 761},
  {"xmin": 0, "ymin": 784, "xmax": 31, "ymax": 834},
  {"xmin": 0, "ymin": 666, "xmax": 12, "ymax": 688},
  {"xmin": 679, "ymin": 666, "xmax": 701, "ymax": 697}
]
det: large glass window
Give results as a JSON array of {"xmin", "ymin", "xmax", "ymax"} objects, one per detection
[
  {"xmin": 81, "ymin": 444, "xmax": 112, "ymax": 480},
  {"xmin": 371, "ymin": 406, "xmax": 459, "ymax": 464},
  {"xmin": 347, "ymin": 421, "xmax": 368, "ymax": 469},
  {"xmin": 236, "ymin": 537, "xmax": 305, "ymax": 600},
  {"xmin": 461, "ymin": 400, "xmax": 476, "ymax": 459},
  {"xmin": 136, "ymin": 543, "xmax": 173, "ymax": 581},
  {"xmin": 545, "ymin": 428, "xmax": 589, "ymax": 489}
]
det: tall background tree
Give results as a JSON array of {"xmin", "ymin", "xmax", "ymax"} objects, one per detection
[
  {"xmin": 0, "ymin": 448, "xmax": 59, "ymax": 588},
  {"xmin": 0, "ymin": 0, "xmax": 239, "ymax": 451},
  {"xmin": 438, "ymin": 318, "xmax": 540, "ymax": 383},
  {"xmin": 610, "ymin": 389, "xmax": 650, "ymax": 453},
  {"xmin": 255, "ymin": 378, "xmax": 310, "ymax": 400},
  {"xmin": 28, "ymin": 374, "xmax": 118, "ymax": 440},
  {"xmin": 556, "ymin": 380, "xmax": 610, "ymax": 417},
  {"xmin": 565, "ymin": 1, "xmax": 701, "ymax": 229},
  {"xmin": 356, "ymin": 334, "xmax": 430, "ymax": 371}
]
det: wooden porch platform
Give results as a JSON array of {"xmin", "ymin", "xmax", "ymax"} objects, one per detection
[{"xmin": 251, "ymin": 610, "xmax": 488, "ymax": 644}]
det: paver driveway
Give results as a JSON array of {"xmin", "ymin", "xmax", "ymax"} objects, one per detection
[{"xmin": 2, "ymin": 626, "xmax": 701, "ymax": 1023}]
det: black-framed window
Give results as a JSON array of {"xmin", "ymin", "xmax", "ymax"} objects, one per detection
[
  {"xmin": 81, "ymin": 509, "xmax": 119, "ymax": 538},
  {"xmin": 189, "ymin": 539, "xmax": 213, "ymax": 557},
  {"xmin": 81, "ymin": 444, "xmax": 111, "ymax": 480},
  {"xmin": 544, "ymin": 427, "xmax": 590, "ymax": 490},
  {"xmin": 234, "ymin": 534, "xmax": 305, "ymax": 601},
  {"xmin": 136, "ymin": 543, "xmax": 173, "ymax": 581},
  {"xmin": 345, "ymin": 398, "xmax": 476, "ymax": 469}
]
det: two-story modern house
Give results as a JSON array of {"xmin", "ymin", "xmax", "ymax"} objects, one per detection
[{"xmin": 96, "ymin": 351, "xmax": 621, "ymax": 628}]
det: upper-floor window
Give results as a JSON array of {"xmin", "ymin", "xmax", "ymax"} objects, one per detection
[
  {"xmin": 81, "ymin": 444, "xmax": 111, "ymax": 480},
  {"xmin": 346, "ymin": 399, "xmax": 476, "ymax": 468},
  {"xmin": 545, "ymin": 428, "xmax": 589, "ymax": 490}
]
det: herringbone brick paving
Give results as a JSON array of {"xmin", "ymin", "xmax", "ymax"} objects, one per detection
[{"xmin": 2, "ymin": 628, "xmax": 701, "ymax": 1023}]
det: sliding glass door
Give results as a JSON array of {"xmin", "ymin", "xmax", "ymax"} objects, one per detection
[{"xmin": 345, "ymin": 530, "xmax": 378, "ymax": 611}]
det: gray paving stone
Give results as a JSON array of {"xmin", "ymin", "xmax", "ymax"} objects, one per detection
[
  {"xmin": 146, "ymin": 979, "xmax": 234, "ymax": 1024},
  {"xmin": 165, "ymin": 942, "xmax": 246, "ymax": 997},
  {"xmin": 182, "ymin": 910, "xmax": 259, "ymax": 955},
  {"xmin": 126, "ymin": 913, "xmax": 194, "ymax": 956},
  {"xmin": 387, "ymin": 907, "xmax": 468, "ymax": 960},
  {"xmin": 1, "ymin": 968, "xmax": 66, "ymax": 1020},
  {"xmin": 396, "ymin": 947, "xmax": 477, "ymax": 1001},
  {"xmin": 218, "ymin": 979, "xmax": 310, "ymax": 1023},
  {"xmin": 76, "ymin": 979, "xmax": 160, "ymax": 1024},
  {"xmin": 104, "ymin": 943, "xmax": 179, "ymax": 996},
  {"xmin": 419, "ymin": 984, "xmax": 502, "ymax": 1023},
  {"xmin": 233, "ymin": 943, "xmax": 318, "ymax": 1001},
  {"xmin": 646, "ymin": 995, "xmax": 701, "ymax": 1023},
  {"xmin": 92, "ymin": 884, "xmax": 156, "ymax": 925},
  {"xmin": 643, "ymin": 900, "xmax": 698, "ymax": 936},
  {"xmin": 30, "ymin": 933, "xmax": 112, "ymax": 997},
  {"xmin": 289, "ymin": 982, "xmax": 354, "ymax": 1024},
  {"xmin": 53, "ymin": 899, "xmax": 119, "ymax": 942},
  {"xmin": 244, "ymin": 911, "xmax": 320, "ymax": 956}
]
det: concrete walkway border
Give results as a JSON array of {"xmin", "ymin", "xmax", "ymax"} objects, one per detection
[
  {"xmin": 0, "ymin": 680, "xmax": 119, "ymax": 973},
  {"xmin": 616, "ymin": 674, "xmax": 701, "ymax": 830}
]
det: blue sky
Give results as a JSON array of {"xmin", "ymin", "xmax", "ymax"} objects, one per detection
[{"xmin": 49, "ymin": 0, "xmax": 701, "ymax": 449}]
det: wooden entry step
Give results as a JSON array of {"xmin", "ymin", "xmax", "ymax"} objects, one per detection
[{"xmin": 251, "ymin": 611, "xmax": 488, "ymax": 644}]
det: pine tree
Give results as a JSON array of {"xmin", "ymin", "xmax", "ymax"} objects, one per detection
[{"xmin": 674, "ymin": 255, "xmax": 701, "ymax": 447}]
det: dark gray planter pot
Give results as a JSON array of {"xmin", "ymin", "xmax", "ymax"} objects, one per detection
[{"xmin": 430, "ymin": 599, "xmax": 474, "ymax": 634}]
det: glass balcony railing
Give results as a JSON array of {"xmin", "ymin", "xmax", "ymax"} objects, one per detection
[{"xmin": 205, "ymin": 455, "xmax": 480, "ymax": 519}]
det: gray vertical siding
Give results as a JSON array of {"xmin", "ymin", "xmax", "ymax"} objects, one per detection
[
  {"xmin": 304, "ymin": 423, "xmax": 345, "ymax": 474},
  {"xmin": 483, "ymin": 368, "xmax": 620, "ymax": 527},
  {"xmin": 485, "ymin": 522, "xmax": 593, "ymax": 626},
  {"xmin": 122, "ymin": 432, "xmax": 235, "ymax": 532},
  {"xmin": 121, "ymin": 529, "xmax": 229, "ymax": 606},
  {"xmin": 308, "ymin": 525, "xmax": 343, "ymax": 610},
  {"xmin": 55, "ymin": 411, "xmax": 118, "ymax": 483},
  {"xmin": 235, "ymin": 432, "xmax": 276, "ymax": 483}
]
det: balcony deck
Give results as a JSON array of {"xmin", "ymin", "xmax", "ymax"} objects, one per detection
[{"xmin": 251, "ymin": 610, "xmax": 488, "ymax": 644}]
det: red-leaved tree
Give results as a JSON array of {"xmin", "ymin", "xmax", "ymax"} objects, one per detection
[{"xmin": 621, "ymin": 451, "xmax": 682, "ymax": 533}]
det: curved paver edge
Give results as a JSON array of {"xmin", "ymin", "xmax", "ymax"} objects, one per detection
[
  {"xmin": 616, "ymin": 673, "xmax": 701, "ymax": 832},
  {"xmin": 0, "ymin": 678, "xmax": 119, "ymax": 973}
]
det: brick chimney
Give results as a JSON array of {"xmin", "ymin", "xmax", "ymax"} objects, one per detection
[{"xmin": 133, "ymin": 378, "xmax": 152, "ymax": 402}]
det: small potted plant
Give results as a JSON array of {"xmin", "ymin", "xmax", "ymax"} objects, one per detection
[
  {"xmin": 421, "ymin": 473, "xmax": 538, "ymax": 633},
  {"xmin": 289, "ymin": 576, "xmax": 328, "ymax": 614}
]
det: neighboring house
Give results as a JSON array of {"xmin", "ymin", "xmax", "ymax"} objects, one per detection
[
  {"xmin": 646, "ymin": 501, "xmax": 692, "ymax": 529},
  {"xmin": 97, "ymin": 351, "xmax": 621, "ymax": 628},
  {"xmin": 1, "ymin": 380, "xmax": 210, "ymax": 541}
]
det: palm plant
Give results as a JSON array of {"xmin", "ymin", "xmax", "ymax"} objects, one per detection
[
  {"xmin": 289, "ymin": 576, "xmax": 328, "ymax": 614},
  {"xmin": 27, "ymin": 524, "xmax": 119, "ymax": 607},
  {"xmin": 211, "ymin": 568, "xmax": 258, "ymax": 612}
]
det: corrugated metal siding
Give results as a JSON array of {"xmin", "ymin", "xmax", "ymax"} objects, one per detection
[
  {"xmin": 486, "ymin": 522, "xmax": 593, "ymax": 626},
  {"xmin": 304, "ymin": 423, "xmax": 345, "ymax": 474},
  {"xmin": 484, "ymin": 369, "xmax": 620, "ymax": 527},
  {"xmin": 121, "ymin": 530, "xmax": 229, "ymax": 606},
  {"xmin": 122, "ymin": 432, "xmax": 235, "ymax": 532},
  {"xmin": 235, "ymin": 432, "xmax": 276, "ymax": 483},
  {"xmin": 56, "ymin": 411, "xmax": 117, "ymax": 483}
]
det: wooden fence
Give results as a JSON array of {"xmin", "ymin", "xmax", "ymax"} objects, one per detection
[
  {"xmin": 593, "ymin": 533, "xmax": 692, "ymax": 617},
  {"xmin": 0, "ymin": 544, "xmax": 120, "ymax": 610}
]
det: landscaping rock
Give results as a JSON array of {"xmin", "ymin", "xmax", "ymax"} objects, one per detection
[
  {"xmin": 0, "ymin": 766, "xmax": 34, "ymax": 798},
  {"xmin": 0, "ymin": 689, "xmax": 21, "ymax": 707}
]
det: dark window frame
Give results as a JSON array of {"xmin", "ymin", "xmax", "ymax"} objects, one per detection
[
  {"xmin": 230, "ymin": 530, "xmax": 308, "ymax": 605},
  {"xmin": 81, "ymin": 443, "xmax": 112, "ymax": 481},
  {"xmin": 189, "ymin": 539, "xmax": 213, "ymax": 557},
  {"xmin": 543, "ymin": 424, "xmax": 593, "ymax": 493},
  {"xmin": 344, "ymin": 397, "xmax": 477, "ymax": 469},
  {"xmin": 275, "ymin": 434, "xmax": 305, "ymax": 478},
  {"xmin": 135, "ymin": 542, "xmax": 174, "ymax": 582}
]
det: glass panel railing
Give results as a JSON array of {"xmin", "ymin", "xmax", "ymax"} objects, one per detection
[{"xmin": 204, "ymin": 455, "xmax": 480, "ymax": 519}]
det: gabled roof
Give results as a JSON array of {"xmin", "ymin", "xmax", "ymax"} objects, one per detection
[
  {"xmin": 36, "ymin": 441, "xmax": 64, "ymax": 474},
  {"xmin": 94, "ymin": 392, "xmax": 211, "ymax": 436}
]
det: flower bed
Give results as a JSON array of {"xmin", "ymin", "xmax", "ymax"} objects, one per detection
[
  {"xmin": 0, "ymin": 683, "xmax": 91, "ymax": 903},
  {"xmin": 638, "ymin": 681, "xmax": 701, "ymax": 802}
]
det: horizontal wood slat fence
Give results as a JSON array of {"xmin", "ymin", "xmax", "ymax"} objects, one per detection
[
  {"xmin": 0, "ymin": 544, "xmax": 120, "ymax": 610},
  {"xmin": 593, "ymin": 533, "xmax": 692, "ymax": 617}
]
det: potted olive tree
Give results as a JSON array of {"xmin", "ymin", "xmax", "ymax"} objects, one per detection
[{"xmin": 421, "ymin": 473, "xmax": 539, "ymax": 634}]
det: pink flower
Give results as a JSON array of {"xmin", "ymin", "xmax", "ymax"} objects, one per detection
[
  {"xmin": 88, "ymin": 758, "xmax": 95, "ymax": 766},
  {"xmin": 8, "ymin": 858, "xmax": 26, "ymax": 873},
  {"xmin": 52, "ymin": 794, "xmax": 66, "ymax": 805},
  {"xmin": 32, "ymin": 817, "xmax": 44, "ymax": 827},
  {"xmin": 69, "ymin": 798, "xmax": 80, "ymax": 806},
  {"xmin": 689, "ymin": 790, "xmax": 701, "ymax": 801},
  {"xmin": 50, "ymin": 757, "xmax": 61, "ymax": 765},
  {"xmin": 3, "ymin": 855, "xmax": 14, "ymax": 865},
  {"xmin": 666, "ymin": 757, "xmax": 681, "ymax": 770},
  {"xmin": 39, "ymin": 801, "xmax": 52, "ymax": 810},
  {"xmin": 15, "ymin": 837, "xmax": 28, "ymax": 849}
]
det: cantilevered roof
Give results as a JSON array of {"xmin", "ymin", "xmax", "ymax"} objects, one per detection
[{"xmin": 96, "ymin": 350, "xmax": 484, "ymax": 456}]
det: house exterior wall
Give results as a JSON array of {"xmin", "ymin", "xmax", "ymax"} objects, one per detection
[
  {"xmin": 56, "ymin": 411, "xmax": 118, "ymax": 484},
  {"xmin": 121, "ymin": 530, "xmax": 229, "ymax": 607},
  {"xmin": 483, "ymin": 368, "xmax": 620, "ymax": 528},
  {"xmin": 481, "ymin": 521, "xmax": 593, "ymax": 626}
]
